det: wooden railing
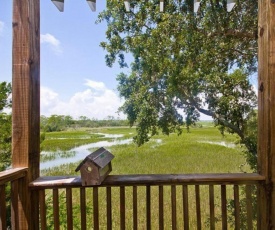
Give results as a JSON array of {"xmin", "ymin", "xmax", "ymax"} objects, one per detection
[
  {"xmin": 0, "ymin": 168, "xmax": 28, "ymax": 229},
  {"xmin": 30, "ymin": 173, "xmax": 265, "ymax": 230}
]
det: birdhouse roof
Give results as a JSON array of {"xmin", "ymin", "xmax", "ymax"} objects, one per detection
[{"xmin": 75, "ymin": 147, "xmax": 114, "ymax": 172}]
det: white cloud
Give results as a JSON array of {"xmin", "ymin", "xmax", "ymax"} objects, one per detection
[
  {"xmin": 0, "ymin": 21, "xmax": 4, "ymax": 36},
  {"xmin": 2, "ymin": 107, "xmax": 11, "ymax": 114},
  {"xmin": 41, "ymin": 80, "xmax": 125, "ymax": 119},
  {"xmin": 41, "ymin": 33, "xmax": 62, "ymax": 54},
  {"xmin": 85, "ymin": 79, "xmax": 106, "ymax": 91},
  {"xmin": 40, "ymin": 86, "xmax": 60, "ymax": 110},
  {"xmin": 252, "ymin": 84, "xmax": 258, "ymax": 97}
]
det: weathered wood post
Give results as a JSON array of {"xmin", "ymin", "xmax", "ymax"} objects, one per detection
[
  {"xmin": 12, "ymin": 0, "xmax": 40, "ymax": 229},
  {"xmin": 258, "ymin": 0, "xmax": 275, "ymax": 229}
]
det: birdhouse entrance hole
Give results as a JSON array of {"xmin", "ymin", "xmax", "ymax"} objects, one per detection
[{"xmin": 86, "ymin": 166, "xmax": 93, "ymax": 173}]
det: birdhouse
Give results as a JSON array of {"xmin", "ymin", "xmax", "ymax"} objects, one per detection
[{"xmin": 75, "ymin": 147, "xmax": 114, "ymax": 186}]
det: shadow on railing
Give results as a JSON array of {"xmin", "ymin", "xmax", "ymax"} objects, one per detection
[{"xmin": 29, "ymin": 173, "xmax": 265, "ymax": 230}]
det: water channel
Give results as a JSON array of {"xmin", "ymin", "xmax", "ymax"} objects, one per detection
[
  {"xmin": 197, "ymin": 141, "xmax": 236, "ymax": 148},
  {"xmin": 40, "ymin": 133, "xmax": 132, "ymax": 170}
]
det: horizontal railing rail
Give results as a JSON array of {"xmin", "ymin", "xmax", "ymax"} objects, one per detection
[
  {"xmin": 0, "ymin": 167, "xmax": 28, "ymax": 186},
  {"xmin": 0, "ymin": 167, "xmax": 28, "ymax": 229},
  {"xmin": 30, "ymin": 173, "xmax": 265, "ymax": 230},
  {"xmin": 30, "ymin": 173, "xmax": 265, "ymax": 188}
]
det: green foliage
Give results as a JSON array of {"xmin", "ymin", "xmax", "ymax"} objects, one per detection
[
  {"xmin": 98, "ymin": 0, "xmax": 257, "ymax": 71},
  {"xmin": 227, "ymin": 185, "xmax": 258, "ymax": 229},
  {"xmin": 0, "ymin": 82, "xmax": 12, "ymax": 227},
  {"xmin": 98, "ymin": 0, "xmax": 258, "ymax": 166},
  {"xmin": 0, "ymin": 82, "xmax": 11, "ymax": 111},
  {"xmin": 0, "ymin": 82, "xmax": 12, "ymax": 171},
  {"xmin": 41, "ymin": 115, "xmax": 74, "ymax": 132},
  {"xmin": 0, "ymin": 114, "xmax": 12, "ymax": 171},
  {"xmin": 97, "ymin": 6, "xmax": 259, "ymax": 227},
  {"xmin": 45, "ymin": 191, "xmax": 78, "ymax": 229},
  {"xmin": 240, "ymin": 111, "xmax": 258, "ymax": 171},
  {"xmin": 41, "ymin": 115, "xmax": 129, "ymax": 131}
]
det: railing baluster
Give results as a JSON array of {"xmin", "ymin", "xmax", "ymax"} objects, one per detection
[
  {"xmin": 159, "ymin": 186, "xmax": 164, "ymax": 230},
  {"xmin": 0, "ymin": 184, "xmax": 7, "ymax": 230},
  {"xmin": 39, "ymin": 190, "xmax": 46, "ymax": 230},
  {"xmin": 80, "ymin": 187, "xmax": 87, "ymax": 230},
  {"xmin": 11, "ymin": 180, "xmax": 19, "ymax": 230},
  {"xmin": 221, "ymin": 185, "xmax": 227, "ymax": 230},
  {"xmin": 28, "ymin": 173, "xmax": 264, "ymax": 229},
  {"xmin": 66, "ymin": 188, "xmax": 73, "ymax": 230},
  {"xmin": 0, "ymin": 169, "xmax": 28, "ymax": 230},
  {"xmin": 209, "ymin": 185, "xmax": 215, "ymax": 230},
  {"xmin": 107, "ymin": 187, "xmax": 112, "ymax": 230},
  {"xmin": 246, "ymin": 185, "xmax": 253, "ymax": 229},
  {"xmin": 171, "ymin": 185, "xmax": 177, "ymax": 230},
  {"xmin": 195, "ymin": 185, "xmax": 202, "ymax": 230},
  {"xmin": 133, "ymin": 186, "xmax": 138, "ymax": 230},
  {"xmin": 257, "ymin": 184, "xmax": 260, "ymax": 230},
  {"xmin": 146, "ymin": 185, "xmax": 151, "ymax": 230},
  {"xmin": 233, "ymin": 185, "xmax": 240, "ymax": 230},
  {"xmin": 53, "ymin": 189, "xmax": 60, "ymax": 230},
  {"xmin": 120, "ymin": 186, "xmax": 126, "ymax": 230},
  {"xmin": 183, "ymin": 185, "xmax": 189, "ymax": 230},
  {"xmin": 31, "ymin": 187, "xmax": 40, "ymax": 230},
  {"xmin": 93, "ymin": 187, "xmax": 99, "ymax": 230}
]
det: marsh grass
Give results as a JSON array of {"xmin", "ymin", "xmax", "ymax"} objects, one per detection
[
  {"xmin": 41, "ymin": 132, "xmax": 108, "ymax": 152},
  {"xmin": 41, "ymin": 123, "xmax": 252, "ymax": 229},
  {"xmin": 40, "ymin": 151, "xmax": 76, "ymax": 162}
]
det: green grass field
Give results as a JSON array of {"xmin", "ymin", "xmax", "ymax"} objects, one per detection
[
  {"xmin": 41, "ymin": 122, "xmax": 250, "ymax": 176},
  {"xmin": 41, "ymin": 123, "xmax": 253, "ymax": 229}
]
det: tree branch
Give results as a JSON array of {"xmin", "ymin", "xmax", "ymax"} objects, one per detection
[
  {"xmin": 186, "ymin": 96, "xmax": 245, "ymax": 139},
  {"xmin": 231, "ymin": 48, "xmax": 256, "ymax": 57},
  {"xmin": 196, "ymin": 28, "xmax": 257, "ymax": 40},
  {"xmin": 196, "ymin": 106, "xmax": 244, "ymax": 139}
]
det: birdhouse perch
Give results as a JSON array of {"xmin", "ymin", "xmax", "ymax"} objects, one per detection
[{"xmin": 75, "ymin": 147, "xmax": 114, "ymax": 186}]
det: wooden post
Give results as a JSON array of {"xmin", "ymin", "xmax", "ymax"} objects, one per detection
[
  {"xmin": 12, "ymin": 0, "xmax": 40, "ymax": 229},
  {"xmin": 258, "ymin": 0, "xmax": 275, "ymax": 229}
]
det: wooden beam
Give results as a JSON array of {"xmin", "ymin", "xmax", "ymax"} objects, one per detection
[
  {"xmin": 258, "ymin": 0, "xmax": 275, "ymax": 229},
  {"xmin": 227, "ymin": 0, "xmax": 236, "ymax": 12},
  {"xmin": 12, "ymin": 0, "xmax": 40, "ymax": 229},
  {"xmin": 160, "ymin": 0, "xmax": 164, "ymax": 12},
  {"xmin": 194, "ymin": 0, "xmax": 200, "ymax": 13},
  {"xmin": 87, "ymin": 0, "xmax": 96, "ymax": 12},
  {"xmin": 52, "ymin": 0, "xmax": 64, "ymax": 12}
]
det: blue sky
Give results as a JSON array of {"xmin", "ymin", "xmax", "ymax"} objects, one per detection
[
  {"xmin": 0, "ymin": 0, "xmax": 130, "ymax": 119},
  {"xmin": 1, "ymin": 1, "xmax": 254, "ymax": 121}
]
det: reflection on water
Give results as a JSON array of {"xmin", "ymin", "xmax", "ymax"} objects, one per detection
[
  {"xmin": 41, "ymin": 151, "xmax": 76, "ymax": 162},
  {"xmin": 40, "ymin": 138, "xmax": 132, "ymax": 170},
  {"xmin": 93, "ymin": 133, "xmax": 124, "ymax": 138},
  {"xmin": 197, "ymin": 141, "xmax": 236, "ymax": 148}
]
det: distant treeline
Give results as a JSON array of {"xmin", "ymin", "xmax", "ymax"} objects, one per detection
[{"xmin": 41, "ymin": 115, "xmax": 129, "ymax": 132}]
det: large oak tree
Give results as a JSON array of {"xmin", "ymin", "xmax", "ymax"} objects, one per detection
[{"xmin": 98, "ymin": 0, "xmax": 258, "ymax": 169}]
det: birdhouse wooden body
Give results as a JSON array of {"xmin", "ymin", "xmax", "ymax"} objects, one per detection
[{"xmin": 75, "ymin": 147, "xmax": 114, "ymax": 186}]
